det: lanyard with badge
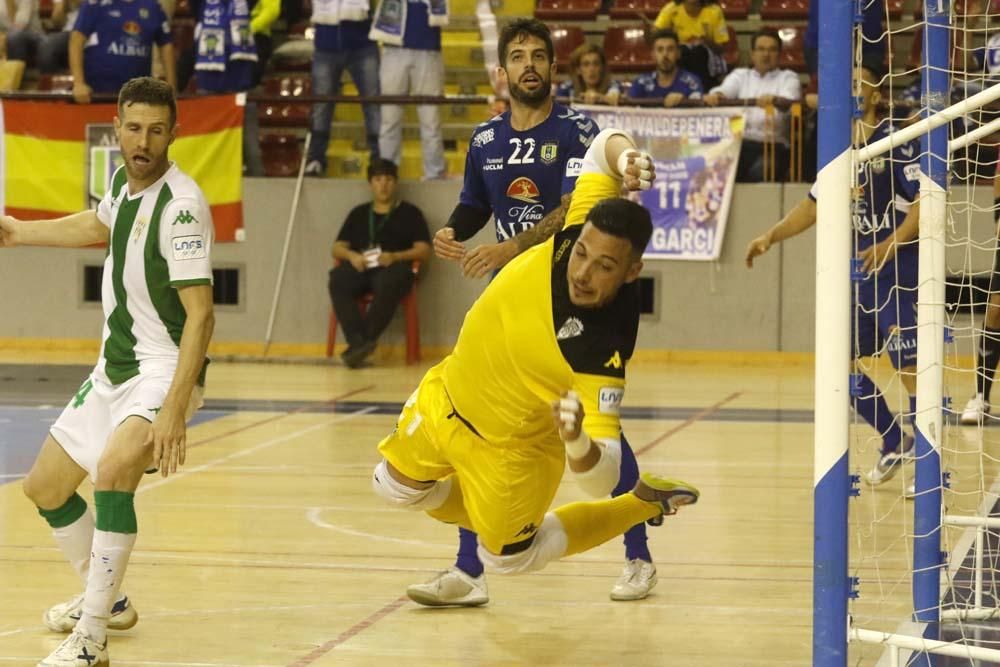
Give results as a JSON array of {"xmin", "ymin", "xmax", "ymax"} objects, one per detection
[{"xmin": 363, "ymin": 201, "xmax": 396, "ymax": 269}]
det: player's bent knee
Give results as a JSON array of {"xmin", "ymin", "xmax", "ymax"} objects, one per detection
[
  {"xmin": 371, "ymin": 459, "xmax": 452, "ymax": 511},
  {"xmin": 476, "ymin": 514, "xmax": 568, "ymax": 575},
  {"xmin": 22, "ymin": 474, "xmax": 68, "ymax": 509},
  {"xmin": 572, "ymin": 438, "xmax": 623, "ymax": 497}
]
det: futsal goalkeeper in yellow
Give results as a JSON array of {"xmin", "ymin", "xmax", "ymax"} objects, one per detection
[{"xmin": 372, "ymin": 128, "xmax": 699, "ymax": 575}]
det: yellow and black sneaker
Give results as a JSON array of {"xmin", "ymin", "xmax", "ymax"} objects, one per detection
[{"xmin": 632, "ymin": 472, "xmax": 700, "ymax": 526}]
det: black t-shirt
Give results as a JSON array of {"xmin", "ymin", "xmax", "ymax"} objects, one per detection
[
  {"xmin": 336, "ymin": 201, "xmax": 431, "ymax": 252},
  {"xmin": 549, "ymin": 225, "xmax": 641, "ymax": 379}
]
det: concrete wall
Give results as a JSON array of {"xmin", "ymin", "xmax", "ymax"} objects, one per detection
[{"xmin": 1, "ymin": 179, "xmax": 995, "ymax": 352}]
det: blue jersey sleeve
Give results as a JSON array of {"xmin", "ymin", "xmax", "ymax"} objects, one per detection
[
  {"xmin": 892, "ymin": 141, "xmax": 921, "ymax": 202},
  {"xmin": 155, "ymin": 3, "xmax": 172, "ymax": 45},
  {"xmin": 73, "ymin": 0, "xmax": 98, "ymax": 36},
  {"xmin": 628, "ymin": 76, "xmax": 651, "ymax": 98},
  {"xmin": 458, "ymin": 142, "xmax": 491, "ymax": 212},
  {"xmin": 561, "ymin": 114, "xmax": 598, "ymax": 196}
]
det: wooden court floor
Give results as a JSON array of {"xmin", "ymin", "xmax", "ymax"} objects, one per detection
[{"xmin": 0, "ymin": 353, "xmax": 996, "ymax": 666}]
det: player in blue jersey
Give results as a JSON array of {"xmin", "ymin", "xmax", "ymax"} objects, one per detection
[
  {"xmin": 745, "ymin": 61, "xmax": 920, "ymax": 485},
  {"xmin": 628, "ymin": 29, "xmax": 704, "ymax": 107},
  {"xmin": 421, "ymin": 18, "xmax": 660, "ymax": 606},
  {"xmin": 70, "ymin": 0, "xmax": 174, "ymax": 104}
]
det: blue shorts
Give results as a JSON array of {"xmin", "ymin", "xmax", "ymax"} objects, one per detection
[{"xmin": 854, "ymin": 277, "xmax": 918, "ymax": 369}]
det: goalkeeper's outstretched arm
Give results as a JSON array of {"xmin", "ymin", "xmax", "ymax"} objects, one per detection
[{"xmin": 745, "ymin": 196, "xmax": 817, "ymax": 268}]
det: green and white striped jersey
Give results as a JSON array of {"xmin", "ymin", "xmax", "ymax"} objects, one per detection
[{"xmin": 95, "ymin": 162, "xmax": 214, "ymax": 386}]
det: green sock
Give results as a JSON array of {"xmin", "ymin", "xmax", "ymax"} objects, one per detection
[
  {"xmin": 38, "ymin": 492, "xmax": 88, "ymax": 528},
  {"xmin": 94, "ymin": 490, "xmax": 137, "ymax": 534}
]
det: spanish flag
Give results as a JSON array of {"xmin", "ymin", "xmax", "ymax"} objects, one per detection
[{"xmin": 0, "ymin": 95, "xmax": 243, "ymax": 241}]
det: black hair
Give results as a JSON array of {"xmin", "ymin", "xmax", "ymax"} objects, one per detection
[
  {"xmin": 118, "ymin": 76, "xmax": 176, "ymax": 127},
  {"xmin": 648, "ymin": 29, "xmax": 680, "ymax": 48},
  {"xmin": 367, "ymin": 158, "xmax": 399, "ymax": 181},
  {"xmin": 587, "ymin": 198, "xmax": 653, "ymax": 259},
  {"xmin": 751, "ymin": 28, "xmax": 782, "ymax": 52},
  {"xmin": 498, "ymin": 18, "xmax": 554, "ymax": 65}
]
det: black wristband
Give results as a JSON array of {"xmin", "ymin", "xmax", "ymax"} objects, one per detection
[{"xmin": 446, "ymin": 203, "xmax": 492, "ymax": 242}]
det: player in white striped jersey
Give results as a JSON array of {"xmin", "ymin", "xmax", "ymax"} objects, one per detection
[{"xmin": 1, "ymin": 77, "xmax": 214, "ymax": 667}]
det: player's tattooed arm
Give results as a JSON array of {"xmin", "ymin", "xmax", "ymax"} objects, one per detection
[{"xmin": 514, "ymin": 193, "xmax": 572, "ymax": 254}]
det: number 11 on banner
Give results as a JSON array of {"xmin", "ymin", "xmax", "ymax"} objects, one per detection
[{"xmin": 656, "ymin": 180, "xmax": 682, "ymax": 209}]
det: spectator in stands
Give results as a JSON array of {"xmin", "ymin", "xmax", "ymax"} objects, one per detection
[
  {"xmin": 2, "ymin": 0, "xmax": 43, "ymax": 65},
  {"xmin": 653, "ymin": 0, "xmax": 729, "ymax": 88},
  {"xmin": 36, "ymin": 0, "xmax": 81, "ymax": 73},
  {"xmin": 555, "ymin": 43, "xmax": 621, "ymax": 105},
  {"xmin": 329, "ymin": 159, "xmax": 431, "ymax": 368},
  {"xmin": 371, "ymin": 0, "xmax": 447, "ymax": 180},
  {"xmin": 69, "ymin": 0, "xmax": 175, "ymax": 103},
  {"xmin": 249, "ymin": 0, "xmax": 278, "ymax": 83},
  {"xmin": 704, "ymin": 28, "xmax": 801, "ymax": 182},
  {"xmin": 304, "ymin": 3, "xmax": 380, "ymax": 177},
  {"xmin": 628, "ymin": 29, "xmax": 703, "ymax": 107},
  {"xmin": 194, "ymin": 0, "xmax": 263, "ymax": 176}
]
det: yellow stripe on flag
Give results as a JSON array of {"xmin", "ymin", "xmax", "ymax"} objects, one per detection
[
  {"xmin": 173, "ymin": 127, "xmax": 243, "ymax": 205},
  {"xmin": 6, "ymin": 135, "xmax": 86, "ymax": 212}
]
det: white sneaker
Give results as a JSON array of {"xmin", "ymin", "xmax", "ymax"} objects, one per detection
[
  {"xmin": 610, "ymin": 559, "xmax": 657, "ymax": 601},
  {"xmin": 960, "ymin": 394, "xmax": 991, "ymax": 425},
  {"xmin": 303, "ymin": 160, "xmax": 324, "ymax": 177},
  {"xmin": 37, "ymin": 629, "xmax": 108, "ymax": 667},
  {"xmin": 44, "ymin": 594, "xmax": 137, "ymax": 633},
  {"xmin": 866, "ymin": 436, "xmax": 915, "ymax": 486},
  {"xmin": 406, "ymin": 567, "xmax": 489, "ymax": 607}
]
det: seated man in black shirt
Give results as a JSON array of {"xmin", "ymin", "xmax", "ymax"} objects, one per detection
[{"xmin": 330, "ymin": 159, "xmax": 432, "ymax": 368}]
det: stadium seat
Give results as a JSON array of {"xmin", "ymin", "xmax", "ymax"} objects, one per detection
[
  {"xmin": 886, "ymin": 0, "xmax": 904, "ymax": 19},
  {"xmin": 608, "ymin": 0, "xmax": 668, "ymax": 20},
  {"xmin": 259, "ymin": 76, "xmax": 311, "ymax": 128},
  {"xmin": 37, "ymin": 73, "xmax": 73, "ymax": 91},
  {"xmin": 768, "ymin": 25, "xmax": 807, "ymax": 72},
  {"xmin": 604, "ymin": 26, "xmax": 654, "ymax": 73},
  {"xmin": 259, "ymin": 133, "xmax": 303, "ymax": 177},
  {"xmin": 718, "ymin": 0, "xmax": 749, "ymax": 19},
  {"xmin": 534, "ymin": 0, "xmax": 601, "ymax": 20},
  {"xmin": 171, "ymin": 19, "xmax": 196, "ymax": 54},
  {"xmin": 326, "ymin": 262, "xmax": 421, "ymax": 365},
  {"xmin": 550, "ymin": 25, "xmax": 586, "ymax": 69},
  {"xmin": 723, "ymin": 26, "xmax": 741, "ymax": 68},
  {"xmin": 38, "ymin": 0, "xmax": 52, "ymax": 19},
  {"xmin": 760, "ymin": 0, "xmax": 809, "ymax": 20}
]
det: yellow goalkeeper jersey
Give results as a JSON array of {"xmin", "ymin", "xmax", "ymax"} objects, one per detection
[{"xmin": 443, "ymin": 172, "xmax": 638, "ymax": 445}]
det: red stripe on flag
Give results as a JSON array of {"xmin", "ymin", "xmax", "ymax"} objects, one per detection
[{"xmin": 4, "ymin": 95, "xmax": 242, "ymax": 141}]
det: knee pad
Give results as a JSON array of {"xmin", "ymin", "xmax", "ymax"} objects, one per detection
[
  {"xmin": 476, "ymin": 513, "xmax": 568, "ymax": 575},
  {"xmin": 371, "ymin": 460, "xmax": 452, "ymax": 511},
  {"xmin": 572, "ymin": 438, "xmax": 623, "ymax": 498}
]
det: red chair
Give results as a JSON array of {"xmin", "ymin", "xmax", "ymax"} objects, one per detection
[
  {"xmin": 723, "ymin": 26, "xmax": 741, "ymax": 68},
  {"xmin": 326, "ymin": 262, "xmax": 421, "ymax": 365},
  {"xmin": 886, "ymin": 0, "xmax": 904, "ymax": 19},
  {"xmin": 38, "ymin": 0, "xmax": 52, "ymax": 18},
  {"xmin": 760, "ymin": 0, "xmax": 809, "ymax": 20},
  {"xmin": 534, "ymin": 0, "xmax": 601, "ymax": 20},
  {"xmin": 550, "ymin": 25, "xmax": 586, "ymax": 69},
  {"xmin": 171, "ymin": 19, "xmax": 196, "ymax": 53},
  {"xmin": 174, "ymin": 0, "xmax": 192, "ymax": 17},
  {"xmin": 718, "ymin": 0, "xmax": 750, "ymax": 19},
  {"xmin": 608, "ymin": 0, "xmax": 668, "ymax": 19},
  {"xmin": 37, "ymin": 73, "xmax": 74, "ymax": 91},
  {"xmin": 259, "ymin": 133, "xmax": 303, "ymax": 177},
  {"xmin": 766, "ymin": 25, "xmax": 807, "ymax": 72},
  {"xmin": 604, "ymin": 26, "xmax": 654, "ymax": 73},
  {"xmin": 259, "ymin": 76, "xmax": 312, "ymax": 127}
]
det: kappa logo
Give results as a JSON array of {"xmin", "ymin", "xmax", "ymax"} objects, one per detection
[
  {"xmin": 174, "ymin": 210, "xmax": 198, "ymax": 225},
  {"xmin": 506, "ymin": 176, "xmax": 541, "ymax": 204},
  {"xmin": 515, "ymin": 523, "xmax": 537, "ymax": 537},
  {"xmin": 603, "ymin": 351, "xmax": 623, "ymax": 370},
  {"xmin": 557, "ymin": 317, "xmax": 584, "ymax": 340}
]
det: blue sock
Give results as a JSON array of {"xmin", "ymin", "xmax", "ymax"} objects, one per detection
[
  {"xmin": 454, "ymin": 527, "xmax": 484, "ymax": 578},
  {"xmin": 854, "ymin": 374, "xmax": 902, "ymax": 455},
  {"xmin": 615, "ymin": 432, "xmax": 651, "ymax": 563}
]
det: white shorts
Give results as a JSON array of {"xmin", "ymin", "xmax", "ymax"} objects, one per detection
[{"xmin": 50, "ymin": 369, "xmax": 204, "ymax": 481}]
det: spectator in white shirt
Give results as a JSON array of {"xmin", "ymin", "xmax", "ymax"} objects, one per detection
[{"xmin": 704, "ymin": 28, "xmax": 801, "ymax": 182}]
